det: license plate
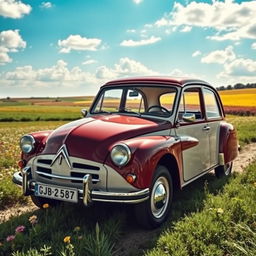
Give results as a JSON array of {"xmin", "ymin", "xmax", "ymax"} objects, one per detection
[{"xmin": 35, "ymin": 183, "xmax": 78, "ymax": 203}]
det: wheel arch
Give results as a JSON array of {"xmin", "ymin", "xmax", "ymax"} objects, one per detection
[{"xmin": 157, "ymin": 153, "xmax": 181, "ymax": 191}]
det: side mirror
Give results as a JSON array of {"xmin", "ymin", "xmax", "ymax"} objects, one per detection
[
  {"xmin": 81, "ymin": 109, "xmax": 88, "ymax": 117},
  {"xmin": 182, "ymin": 113, "xmax": 195, "ymax": 123}
]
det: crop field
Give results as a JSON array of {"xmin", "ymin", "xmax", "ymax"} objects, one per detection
[{"xmin": 0, "ymin": 88, "xmax": 255, "ymax": 121}]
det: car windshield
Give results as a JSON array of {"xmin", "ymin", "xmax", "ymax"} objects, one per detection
[{"xmin": 91, "ymin": 85, "xmax": 177, "ymax": 118}]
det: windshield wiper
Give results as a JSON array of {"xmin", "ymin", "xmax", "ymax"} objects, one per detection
[{"xmin": 94, "ymin": 110, "xmax": 112, "ymax": 114}]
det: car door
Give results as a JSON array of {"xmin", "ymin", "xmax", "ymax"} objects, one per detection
[
  {"xmin": 202, "ymin": 87, "xmax": 223, "ymax": 167},
  {"xmin": 175, "ymin": 86, "xmax": 211, "ymax": 181}
]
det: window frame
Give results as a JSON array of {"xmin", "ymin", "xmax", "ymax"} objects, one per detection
[
  {"xmin": 176, "ymin": 86, "xmax": 206, "ymax": 125},
  {"xmin": 202, "ymin": 87, "xmax": 223, "ymax": 121}
]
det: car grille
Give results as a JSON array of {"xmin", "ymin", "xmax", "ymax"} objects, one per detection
[{"xmin": 35, "ymin": 157, "xmax": 101, "ymax": 185}]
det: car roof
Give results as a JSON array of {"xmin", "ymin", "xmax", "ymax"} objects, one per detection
[{"xmin": 103, "ymin": 76, "xmax": 212, "ymax": 88}]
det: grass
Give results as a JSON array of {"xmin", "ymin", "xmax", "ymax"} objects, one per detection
[
  {"xmin": 145, "ymin": 161, "xmax": 256, "ymax": 256},
  {"xmin": 0, "ymin": 106, "xmax": 82, "ymax": 122},
  {"xmin": 0, "ymin": 115, "xmax": 255, "ymax": 255},
  {"xmin": 0, "ymin": 203, "xmax": 124, "ymax": 256},
  {"xmin": 0, "ymin": 121, "xmax": 65, "ymax": 209}
]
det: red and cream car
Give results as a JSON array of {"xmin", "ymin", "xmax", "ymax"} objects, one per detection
[{"xmin": 13, "ymin": 77, "xmax": 238, "ymax": 228}]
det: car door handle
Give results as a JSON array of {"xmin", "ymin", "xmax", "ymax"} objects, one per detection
[{"xmin": 203, "ymin": 125, "xmax": 211, "ymax": 131}]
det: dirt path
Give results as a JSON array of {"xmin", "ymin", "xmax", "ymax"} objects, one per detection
[{"xmin": 1, "ymin": 143, "xmax": 256, "ymax": 248}]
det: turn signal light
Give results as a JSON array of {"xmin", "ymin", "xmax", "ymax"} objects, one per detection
[
  {"xmin": 126, "ymin": 174, "xmax": 136, "ymax": 184},
  {"xmin": 18, "ymin": 160, "xmax": 25, "ymax": 169}
]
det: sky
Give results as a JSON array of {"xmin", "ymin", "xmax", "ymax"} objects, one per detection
[{"xmin": 0, "ymin": 0, "xmax": 256, "ymax": 97}]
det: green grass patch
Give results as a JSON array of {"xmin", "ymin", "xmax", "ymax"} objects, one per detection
[
  {"xmin": 0, "ymin": 106, "xmax": 82, "ymax": 122},
  {"xmin": 145, "ymin": 162, "xmax": 256, "ymax": 256},
  {"xmin": 227, "ymin": 115, "xmax": 256, "ymax": 146},
  {"xmin": 0, "ymin": 122, "xmax": 66, "ymax": 209},
  {"xmin": 0, "ymin": 203, "xmax": 124, "ymax": 256}
]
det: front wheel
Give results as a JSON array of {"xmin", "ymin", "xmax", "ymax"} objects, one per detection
[
  {"xmin": 134, "ymin": 165, "xmax": 173, "ymax": 229},
  {"xmin": 215, "ymin": 161, "xmax": 233, "ymax": 178}
]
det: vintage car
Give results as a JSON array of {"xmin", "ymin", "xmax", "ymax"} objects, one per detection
[{"xmin": 13, "ymin": 77, "xmax": 238, "ymax": 228}]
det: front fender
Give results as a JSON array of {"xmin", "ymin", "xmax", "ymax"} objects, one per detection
[
  {"xmin": 21, "ymin": 130, "xmax": 53, "ymax": 163},
  {"xmin": 105, "ymin": 136, "xmax": 182, "ymax": 189}
]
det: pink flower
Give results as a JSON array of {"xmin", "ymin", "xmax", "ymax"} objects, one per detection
[
  {"xmin": 15, "ymin": 225, "xmax": 26, "ymax": 233},
  {"xmin": 6, "ymin": 235, "xmax": 15, "ymax": 242}
]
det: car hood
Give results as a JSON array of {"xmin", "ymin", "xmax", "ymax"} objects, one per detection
[{"xmin": 42, "ymin": 114, "xmax": 171, "ymax": 163}]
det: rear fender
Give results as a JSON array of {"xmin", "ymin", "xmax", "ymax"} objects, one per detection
[{"xmin": 219, "ymin": 122, "xmax": 238, "ymax": 164}]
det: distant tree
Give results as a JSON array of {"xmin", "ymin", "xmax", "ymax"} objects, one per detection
[
  {"xmin": 218, "ymin": 86, "xmax": 225, "ymax": 91},
  {"xmin": 227, "ymin": 85, "xmax": 233, "ymax": 90},
  {"xmin": 234, "ymin": 83, "xmax": 245, "ymax": 89},
  {"xmin": 6, "ymin": 96, "xmax": 10, "ymax": 100}
]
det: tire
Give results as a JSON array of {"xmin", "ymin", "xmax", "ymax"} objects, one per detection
[
  {"xmin": 30, "ymin": 195, "xmax": 60, "ymax": 208},
  {"xmin": 215, "ymin": 161, "xmax": 233, "ymax": 178},
  {"xmin": 134, "ymin": 165, "xmax": 173, "ymax": 229}
]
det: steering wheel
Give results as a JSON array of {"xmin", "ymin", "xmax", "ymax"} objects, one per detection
[{"xmin": 147, "ymin": 105, "xmax": 170, "ymax": 113}]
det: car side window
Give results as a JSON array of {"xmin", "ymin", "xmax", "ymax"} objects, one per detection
[
  {"xmin": 159, "ymin": 92, "xmax": 176, "ymax": 111},
  {"xmin": 178, "ymin": 88, "xmax": 204, "ymax": 123},
  {"xmin": 203, "ymin": 88, "xmax": 221, "ymax": 119}
]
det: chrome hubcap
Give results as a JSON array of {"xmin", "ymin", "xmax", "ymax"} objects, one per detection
[{"xmin": 151, "ymin": 176, "xmax": 169, "ymax": 219}]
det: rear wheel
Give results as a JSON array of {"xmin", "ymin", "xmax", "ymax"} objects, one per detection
[
  {"xmin": 134, "ymin": 165, "xmax": 173, "ymax": 229},
  {"xmin": 31, "ymin": 195, "xmax": 60, "ymax": 208},
  {"xmin": 215, "ymin": 161, "xmax": 233, "ymax": 178}
]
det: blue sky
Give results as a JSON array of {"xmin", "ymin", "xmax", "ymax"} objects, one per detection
[{"xmin": 0, "ymin": 0, "xmax": 256, "ymax": 97}]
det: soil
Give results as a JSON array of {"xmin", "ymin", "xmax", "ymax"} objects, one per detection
[{"xmin": 1, "ymin": 143, "xmax": 256, "ymax": 255}]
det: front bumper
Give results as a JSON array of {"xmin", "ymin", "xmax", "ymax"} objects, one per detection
[{"xmin": 13, "ymin": 167, "xmax": 150, "ymax": 205}]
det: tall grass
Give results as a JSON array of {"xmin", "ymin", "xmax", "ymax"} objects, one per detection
[{"xmin": 145, "ymin": 162, "xmax": 256, "ymax": 256}]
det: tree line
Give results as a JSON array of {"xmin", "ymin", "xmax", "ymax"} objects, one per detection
[{"xmin": 217, "ymin": 83, "xmax": 256, "ymax": 91}]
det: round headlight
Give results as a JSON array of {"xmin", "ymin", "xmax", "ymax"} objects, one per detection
[
  {"xmin": 110, "ymin": 144, "xmax": 131, "ymax": 167},
  {"xmin": 20, "ymin": 135, "xmax": 35, "ymax": 154}
]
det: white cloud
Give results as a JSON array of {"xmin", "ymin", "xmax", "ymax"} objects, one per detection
[
  {"xmin": 0, "ymin": 0, "xmax": 31, "ymax": 18},
  {"xmin": 201, "ymin": 46, "xmax": 236, "ymax": 64},
  {"xmin": 133, "ymin": 0, "xmax": 143, "ymax": 4},
  {"xmin": 3, "ymin": 60, "xmax": 97, "ymax": 85},
  {"xmin": 82, "ymin": 59, "xmax": 97, "ymax": 65},
  {"xmin": 58, "ymin": 35, "xmax": 102, "ymax": 53},
  {"xmin": 180, "ymin": 26, "xmax": 192, "ymax": 33},
  {"xmin": 40, "ymin": 2, "xmax": 52, "ymax": 9},
  {"xmin": 220, "ymin": 58, "xmax": 256, "ymax": 77},
  {"xmin": 1, "ymin": 57, "xmax": 157, "ymax": 90},
  {"xmin": 192, "ymin": 50, "xmax": 201, "ymax": 57},
  {"xmin": 127, "ymin": 29, "xmax": 136, "ymax": 33},
  {"xmin": 152, "ymin": 0, "xmax": 256, "ymax": 41},
  {"xmin": 0, "ymin": 29, "xmax": 26, "ymax": 65},
  {"xmin": 120, "ymin": 36, "xmax": 161, "ymax": 47},
  {"xmin": 96, "ymin": 57, "xmax": 157, "ymax": 79},
  {"xmin": 169, "ymin": 68, "xmax": 197, "ymax": 78},
  {"xmin": 251, "ymin": 42, "xmax": 256, "ymax": 50}
]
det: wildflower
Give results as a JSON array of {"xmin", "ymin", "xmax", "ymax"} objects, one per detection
[
  {"xmin": 29, "ymin": 215, "xmax": 38, "ymax": 225},
  {"xmin": 63, "ymin": 236, "xmax": 71, "ymax": 243},
  {"xmin": 43, "ymin": 203, "xmax": 49, "ymax": 209},
  {"xmin": 15, "ymin": 225, "xmax": 26, "ymax": 233},
  {"xmin": 6, "ymin": 235, "xmax": 15, "ymax": 242},
  {"xmin": 217, "ymin": 208, "xmax": 224, "ymax": 214},
  {"xmin": 73, "ymin": 226, "xmax": 81, "ymax": 232}
]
